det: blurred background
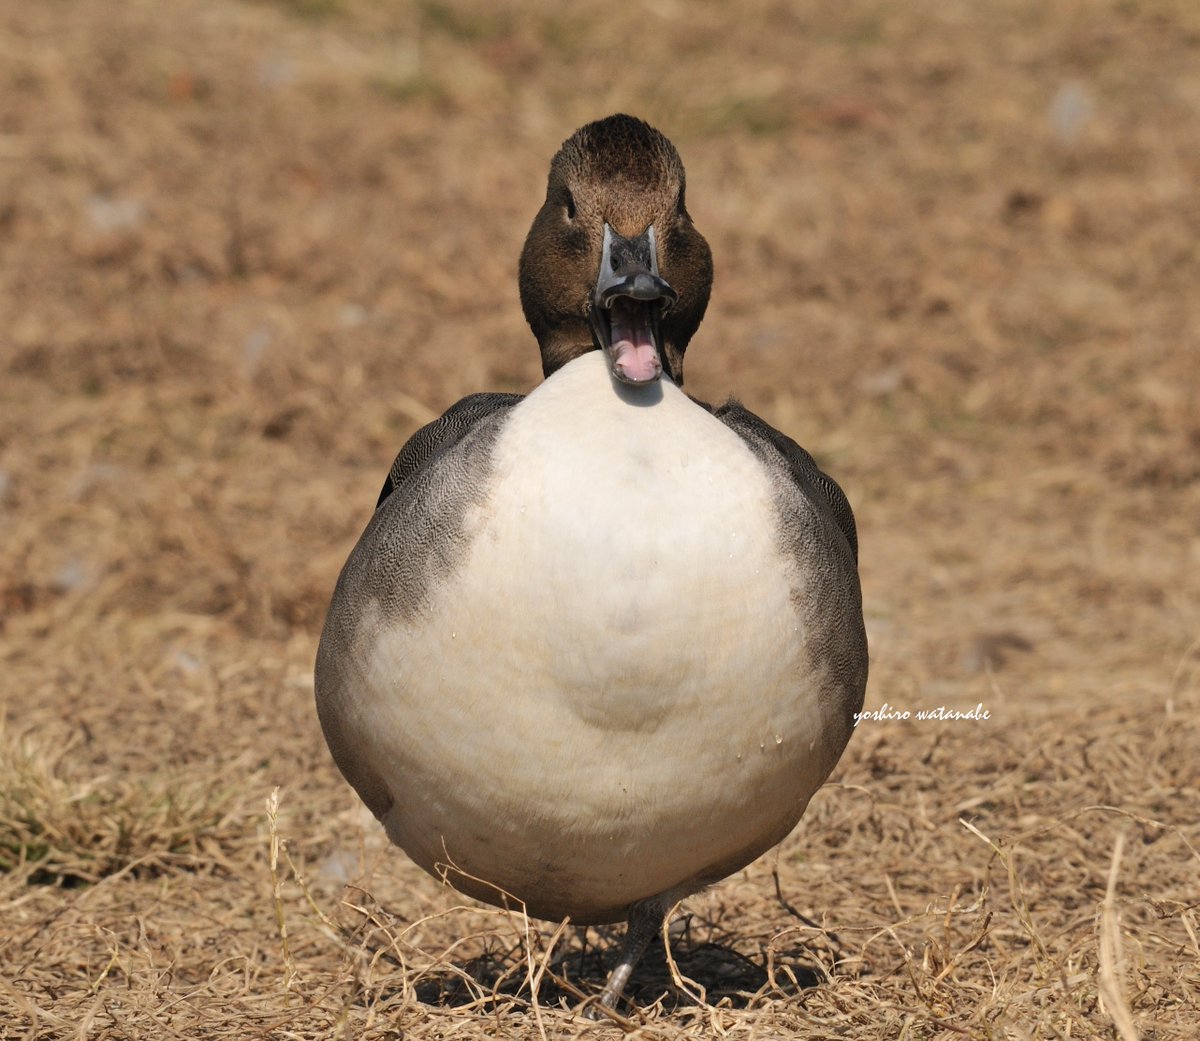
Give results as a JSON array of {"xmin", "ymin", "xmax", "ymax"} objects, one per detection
[{"xmin": 1, "ymin": 1, "xmax": 1197, "ymax": 1037}]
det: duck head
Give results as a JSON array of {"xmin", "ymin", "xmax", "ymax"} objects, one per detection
[{"xmin": 519, "ymin": 114, "xmax": 713, "ymax": 388}]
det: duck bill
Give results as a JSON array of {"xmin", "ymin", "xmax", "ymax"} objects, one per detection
[{"xmin": 590, "ymin": 223, "xmax": 679, "ymax": 386}]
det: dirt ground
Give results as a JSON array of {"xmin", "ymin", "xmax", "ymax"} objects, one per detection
[{"xmin": 1, "ymin": 0, "xmax": 1198, "ymax": 1038}]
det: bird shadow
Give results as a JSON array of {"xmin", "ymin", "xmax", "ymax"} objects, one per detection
[{"xmin": 409, "ymin": 913, "xmax": 830, "ymax": 1014}]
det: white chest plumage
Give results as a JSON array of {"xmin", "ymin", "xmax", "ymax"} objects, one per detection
[{"xmin": 357, "ymin": 353, "xmax": 835, "ymax": 922}]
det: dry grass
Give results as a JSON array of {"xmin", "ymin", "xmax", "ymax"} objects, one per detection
[{"xmin": 2, "ymin": 0, "xmax": 1199, "ymax": 1037}]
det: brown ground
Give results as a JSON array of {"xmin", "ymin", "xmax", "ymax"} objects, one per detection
[{"xmin": 1, "ymin": 0, "xmax": 1198, "ymax": 1038}]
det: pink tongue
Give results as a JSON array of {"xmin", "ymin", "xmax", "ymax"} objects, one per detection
[{"xmin": 609, "ymin": 302, "xmax": 661, "ymax": 383}]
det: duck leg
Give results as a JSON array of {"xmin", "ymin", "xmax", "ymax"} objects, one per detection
[{"xmin": 589, "ymin": 895, "xmax": 671, "ymax": 1016}]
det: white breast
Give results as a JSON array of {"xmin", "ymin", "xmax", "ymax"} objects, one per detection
[{"xmin": 360, "ymin": 353, "xmax": 835, "ymax": 922}]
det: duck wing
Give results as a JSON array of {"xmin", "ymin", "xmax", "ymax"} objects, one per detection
[
  {"xmin": 375, "ymin": 392, "xmax": 526, "ymax": 509},
  {"xmin": 713, "ymin": 399, "xmax": 859, "ymax": 563}
]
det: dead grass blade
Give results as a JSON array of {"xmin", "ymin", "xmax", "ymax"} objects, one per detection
[{"xmin": 1098, "ymin": 832, "xmax": 1140, "ymax": 1041}]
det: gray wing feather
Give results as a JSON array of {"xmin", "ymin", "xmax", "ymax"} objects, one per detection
[
  {"xmin": 712, "ymin": 399, "xmax": 858, "ymax": 561},
  {"xmin": 376, "ymin": 392, "xmax": 525, "ymax": 509},
  {"xmin": 712, "ymin": 398, "xmax": 867, "ymax": 751},
  {"xmin": 319, "ymin": 391, "xmax": 523, "ymax": 821}
]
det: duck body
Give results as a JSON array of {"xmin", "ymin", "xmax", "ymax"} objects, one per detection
[
  {"xmin": 316, "ymin": 351, "xmax": 864, "ymax": 923},
  {"xmin": 316, "ymin": 113, "xmax": 867, "ymax": 1009}
]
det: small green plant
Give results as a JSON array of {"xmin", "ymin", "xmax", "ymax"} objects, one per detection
[{"xmin": 0, "ymin": 727, "xmax": 241, "ymax": 887}]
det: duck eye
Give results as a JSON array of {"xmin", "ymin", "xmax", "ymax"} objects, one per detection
[{"xmin": 563, "ymin": 189, "xmax": 576, "ymax": 220}]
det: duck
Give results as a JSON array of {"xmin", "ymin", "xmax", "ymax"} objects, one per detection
[{"xmin": 315, "ymin": 113, "xmax": 868, "ymax": 1014}]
